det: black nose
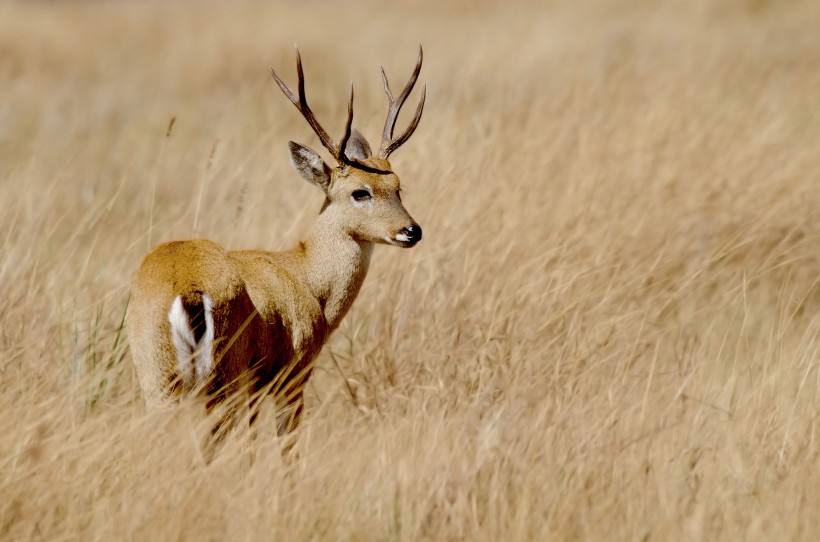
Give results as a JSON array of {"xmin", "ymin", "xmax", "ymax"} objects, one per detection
[{"xmin": 400, "ymin": 224, "xmax": 423, "ymax": 243}]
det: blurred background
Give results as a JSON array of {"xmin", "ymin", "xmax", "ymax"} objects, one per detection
[{"xmin": 1, "ymin": 0, "xmax": 820, "ymax": 539}]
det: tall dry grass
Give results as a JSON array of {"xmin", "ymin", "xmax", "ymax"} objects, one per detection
[{"xmin": 2, "ymin": 0, "xmax": 820, "ymax": 539}]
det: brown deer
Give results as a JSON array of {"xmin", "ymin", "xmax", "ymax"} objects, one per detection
[{"xmin": 126, "ymin": 47, "xmax": 425, "ymax": 442}]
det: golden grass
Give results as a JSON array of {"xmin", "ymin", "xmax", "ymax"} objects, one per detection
[{"xmin": 2, "ymin": 0, "xmax": 820, "ymax": 539}]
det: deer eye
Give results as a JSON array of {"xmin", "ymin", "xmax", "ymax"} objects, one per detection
[{"xmin": 351, "ymin": 189, "xmax": 372, "ymax": 202}]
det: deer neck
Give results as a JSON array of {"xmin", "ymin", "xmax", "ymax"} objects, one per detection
[{"xmin": 298, "ymin": 210, "xmax": 373, "ymax": 331}]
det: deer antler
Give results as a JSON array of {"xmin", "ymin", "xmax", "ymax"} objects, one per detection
[
  {"xmin": 379, "ymin": 45, "xmax": 426, "ymax": 159},
  {"xmin": 271, "ymin": 48, "xmax": 354, "ymax": 164}
]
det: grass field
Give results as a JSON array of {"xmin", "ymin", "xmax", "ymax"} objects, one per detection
[{"xmin": 2, "ymin": 0, "xmax": 820, "ymax": 539}]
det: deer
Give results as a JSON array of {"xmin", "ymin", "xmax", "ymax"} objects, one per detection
[{"xmin": 126, "ymin": 47, "xmax": 426, "ymax": 446}]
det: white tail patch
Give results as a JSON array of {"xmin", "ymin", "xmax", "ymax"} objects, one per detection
[{"xmin": 168, "ymin": 294, "xmax": 215, "ymax": 394}]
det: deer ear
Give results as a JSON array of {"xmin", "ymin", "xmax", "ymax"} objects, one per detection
[
  {"xmin": 288, "ymin": 141, "xmax": 331, "ymax": 190},
  {"xmin": 344, "ymin": 129, "xmax": 372, "ymax": 161}
]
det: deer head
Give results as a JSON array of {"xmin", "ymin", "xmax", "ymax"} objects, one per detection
[{"xmin": 271, "ymin": 47, "xmax": 425, "ymax": 248}]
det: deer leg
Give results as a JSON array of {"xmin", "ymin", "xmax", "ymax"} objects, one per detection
[
  {"xmin": 246, "ymin": 381, "xmax": 302, "ymax": 436},
  {"xmin": 274, "ymin": 392, "xmax": 304, "ymax": 458},
  {"xmin": 247, "ymin": 377, "xmax": 271, "ymax": 454},
  {"xmin": 199, "ymin": 376, "xmax": 247, "ymax": 461},
  {"xmin": 276, "ymin": 393, "xmax": 304, "ymax": 436}
]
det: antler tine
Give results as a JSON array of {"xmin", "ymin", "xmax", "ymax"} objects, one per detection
[
  {"xmin": 338, "ymin": 83, "xmax": 354, "ymax": 161},
  {"xmin": 383, "ymin": 85, "xmax": 425, "ymax": 158},
  {"xmin": 271, "ymin": 47, "xmax": 347, "ymax": 162},
  {"xmin": 380, "ymin": 67, "xmax": 394, "ymax": 103},
  {"xmin": 270, "ymin": 65, "xmax": 297, "ymax": 104},
  {"xmin": 379, "ymin": 45, "xmax": 425, "ymax": 159}
]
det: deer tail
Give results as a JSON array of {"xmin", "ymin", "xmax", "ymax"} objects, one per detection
[{"xmin": 168, "ymin": 292, "xmax": 215, "ymax": 394}]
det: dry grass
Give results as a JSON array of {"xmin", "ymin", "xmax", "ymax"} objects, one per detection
[{"xmin": 2, "ymin": 0, "xmax": 820, "ymax": 539}]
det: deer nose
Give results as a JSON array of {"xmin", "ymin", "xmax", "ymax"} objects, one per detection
[{"xmin": 400, "ymin": 224, "xmax": 423, "ymax": 244}]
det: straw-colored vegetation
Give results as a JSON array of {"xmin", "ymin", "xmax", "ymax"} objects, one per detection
[{"xmin": 2, "ymin": 0, "xmax": 820, "ymax": 539}]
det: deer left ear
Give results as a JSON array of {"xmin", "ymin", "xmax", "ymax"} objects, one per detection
[
  {"xmin": 344, "ymin": 129, "xmax": 372, "ymax": 161},
  {"xmin": 288, "ymin": 141, "xmax": 331, "ymax": 191}
]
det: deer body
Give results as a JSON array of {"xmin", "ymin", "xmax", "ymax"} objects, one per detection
[{"xmin": 127, "ymin": 49, "xmax": 425, "ymax": 437}]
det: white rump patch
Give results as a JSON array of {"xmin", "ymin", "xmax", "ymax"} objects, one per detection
[{"xmin": 168, "ymin": 294, "xmax": 215, "ymax": 394}]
